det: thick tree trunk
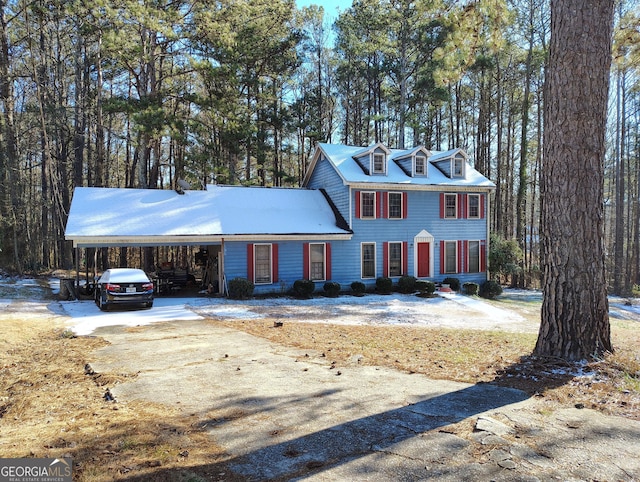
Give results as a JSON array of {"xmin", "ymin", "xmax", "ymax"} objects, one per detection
[
  {"xmin": 535, "ymin": 0, "xmax": 614, "ymax": 360},
  {"xmin": 0, "ymin": 0, "xmax": 21, "ymax": 271}
]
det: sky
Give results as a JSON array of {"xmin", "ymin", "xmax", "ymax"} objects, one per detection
[{"xmin": 296, "ymin": 0, "xmax": 351, "ymax": 20}]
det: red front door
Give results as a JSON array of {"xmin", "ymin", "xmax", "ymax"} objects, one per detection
[{"xmin": 417, "ymin": 242, "xmax": 430, "ymax": 278}]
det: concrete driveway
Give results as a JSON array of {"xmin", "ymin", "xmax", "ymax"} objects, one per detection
[{"xmin": 87, "ymin": 317, "xmax": 640, "ymax": 481}]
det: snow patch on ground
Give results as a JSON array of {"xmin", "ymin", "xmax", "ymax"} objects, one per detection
[
  {"xmin": 3, "ymin": 275, "xmax": 638, "ymax": 336},
  {"xmin": 56, "ymin": 291, "xmax": 531, "ymax": 336},
  {"xmin": 61, "ymin": 298, "xmax": 204, "ymax": 336}
]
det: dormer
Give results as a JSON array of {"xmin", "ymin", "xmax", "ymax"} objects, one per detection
[
  {"xmin": 392, "ymin": 146, "xmax": 431, "ymax": 177},
  {"xmin": 352, "ymin": 143, "xmax": 391, "ymax": 176},
  {"xmin": 431, "ymin": 148, "xmax": 468, "ymax": 179}
]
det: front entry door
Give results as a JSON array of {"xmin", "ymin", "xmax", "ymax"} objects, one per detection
[{"xmin": 417, "ymin": 242, "xmax": 430, "ymax": 278}]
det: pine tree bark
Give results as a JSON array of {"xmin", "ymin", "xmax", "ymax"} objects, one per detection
[
  {"xmin": 0, "ymin": 0, "xmax": 21, "ymax": 271},
  {"xmin": 536, "ymin": 0, "xmax": 614, "ymax": 360}
]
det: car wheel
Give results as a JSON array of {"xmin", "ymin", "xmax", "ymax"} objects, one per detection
[
  {"xmin": 145, "ymin": 302, "xmax": 153, "ymax": 309},
  {"xmin": 98, "ymin": 292, "xmax": 108, "ymax": 311}
]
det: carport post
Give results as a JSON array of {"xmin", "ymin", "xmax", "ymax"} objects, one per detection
[
  {"xmin": 75, "ymin": 246, "xmax": 80, "ymax": 291},
  {"xmin": 220, "ymin": 238, "xmax": 225, "ymax": 295}
]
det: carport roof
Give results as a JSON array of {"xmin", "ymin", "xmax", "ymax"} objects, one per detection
[{"xmin": 65, "ymin": 185, "xmax": 353, "ymax": 248}]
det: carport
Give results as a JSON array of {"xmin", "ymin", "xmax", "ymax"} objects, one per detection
[{"xmin": 65, "ymin": 185, "xmax": 352, "ymax": 296}]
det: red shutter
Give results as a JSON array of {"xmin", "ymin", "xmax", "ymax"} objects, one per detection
[
  {"xmin": 303, "ymin": 243, "xmax": 310, "ymax": 279},
  {"xmin": 480, "ymin": 194, "xmax": 486, "ymax": 219},
  {"xmin": 383, "ymin": 242, "xmax": 389, "ymax": 277},
  {"xmin": 458, "ymin": 194, "xmax": 465, "ymax": 219},
  {"xmin": 355, "ymin": 191, "xmax": 361, "ymax": 219},
  {"xmin": 402, "ymin": 242, "xmax": 408, "ymax": 275},
  {"xmin": 325, "ymin": 243, "xmax": 332, "ymax": 280},
  {"xmin": 480, "ymin": 239, "xmax": 487, "ymax": 272},
  {"xmin": 440, "ymin": 193, "xmax": 445, "ymax": 218},
  {"xmin": 457, "ymin": 240, "xmax": 463, "ymax": 273},
  {"xmin": 464, "ymin": 240, "xmax": 469, "ymax": 272},
  {"xmin": 402, "ymin": 192, "xmax": 408, "ymax": 219},
  {"xmin": 440, "ymin": 240, "xmax": 445, "ymax": 274},
  {"xmin": 247, "ymin": 244, "xmax": 254, "ymax": 282},
  {"xmin": 383, "ymin": 192, "xmax": 389, "ymax": 219},
  {"xmin": 376, "ymin": 192, "xmax": 382, "ymax": 219},
  {"xmin": 272, "ymin": 244, "xmax": 278, "ymax": 283}
]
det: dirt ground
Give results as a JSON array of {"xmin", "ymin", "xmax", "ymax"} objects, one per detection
[{"xmin": 1, "ymin": 284, "xmax": 639, "ymax": 481}]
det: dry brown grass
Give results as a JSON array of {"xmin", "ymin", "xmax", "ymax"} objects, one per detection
[
  {"xmin": 216, "ymin": 316, "xmax": 640, "ymax": 420},
  {"xmin": 0, "ymin": 316, "xmax": 234, "ymax": 482}
]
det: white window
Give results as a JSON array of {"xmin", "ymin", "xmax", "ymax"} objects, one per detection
[
  {"xmin": 361, "ymin": 243, "xmax": 376, "ymax": 279},
  {"xmin": 361, "ymin": 192, "xmax": 376, "ymax": 218},
  {"xmin": 388, "ymin": 242, "xmax": 403, "ymax": 277},
  {"xmin": 415, "ymin": 155, "xmax": 426, "ymax": 175},
  {"xmin": 388, "ymin": 192, "xmax": 402, "ymax": 219},
  {"xmin": 444, "ymin": 241, "xmax": 457, "ymax": 274},
  {"xmin": 444, "ymin": 193, "xmax": 457, "ymax": 219},
  {"xmin": 468, "ymin": 241, "xmax": 480, "ymax": 273},
  {"xmin": 453, "ymin": 155, "xmax": 464, "ymax": 177},
  {"xmin": 373, "ymin": 153, "xmax": 385, "ymax": 174},
  {"xmin": 310, "ymin": 243, "xmax": 326, "ymax": 281},
  {"xmin": 254, "ymin": 244, "xmax": 272, "ymax": 284},
  {"xmin": 468, "ymin": 194, "xmax": 480, "ymax": 219}
]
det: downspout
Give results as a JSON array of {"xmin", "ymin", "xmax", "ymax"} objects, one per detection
[{"xmin": 486, "ymin": 191, "xmax": 491, "ymax": 282}]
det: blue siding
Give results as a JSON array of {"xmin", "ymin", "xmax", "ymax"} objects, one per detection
[
  {"xmin": 222, "ymin": 189, "xmax": 489, "ymax": 294},
  {"xmin": 224, "ymin": 241, "xmax": 302, "ymax": 295},
  {"xmin": 306, "ymin": 158, "xmax": 350, "ymax": 222},
  {"xmin": 395, "ymin": 157, "xmax": 413, "ymax": 175},
  {"xmin": 224, "ymin": 239, "xmax": 357, "ymax": 295},
  {"xmin": 348, "ymin": 190, "xmax": 488, "ymax": 286}
]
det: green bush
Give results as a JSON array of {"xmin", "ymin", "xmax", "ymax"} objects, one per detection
[
  {"xmin": 323, "ymin": 281, "xmax": 341, "ymax": 297},
  {"xmin": 376, "ymin": 277, "xmax": 393, "ymax": 294},
  {"xmin": 479, "ymin": 280, "xmax": 503, "ymax": 299},
  {"xmin": 293, "ymin": 279, "xmax": 315, "ymax": 299},
  {"xmin": 416, "ymin": 280, "xmax": 436, "ymax": 295},
  {"xmin": 397, "ymin": 275, "xmax": 417, "ymax": 293},
  {"xmin": 442, "ymin": 277, "xmax": 461, "ymax": 292},
  {"xmin": 350, "ymin": 281, "xmax": 366, "ymax": 296},
  {"xmin": 489, "ymin": 234, "xmax": 523, "ymax": 280},
  {"xmin": 462, "ymin": 282, "xmax": 479, "ymax": 296},
  {"xmin": 228, "ymin": 277, "xmax": 254, "ymax": 300}
]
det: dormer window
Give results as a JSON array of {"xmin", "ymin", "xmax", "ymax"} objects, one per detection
[
  {"xmin": 352, "ymin": 143, "xmax": 390, "ymax": 176},
  {"xmin": 453, "ymin": 154, "xmax": 465, "ymax": 177},
  {"xmin": 373, "ymin": 153, "xmax": 386, "ymax": 174},
  {"xmin": 415, "ymin": 155, "xmax": 427, "ymax": 176}
]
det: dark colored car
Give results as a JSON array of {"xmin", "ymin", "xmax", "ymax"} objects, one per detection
[{"xmin": 95, "ymin": 268, "xmax": 154, "ymax": 311}]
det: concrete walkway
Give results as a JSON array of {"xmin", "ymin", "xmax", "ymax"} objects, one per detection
[{"xmin": 88, "ymin": 319, "xmax": 640, "ymax": 481}]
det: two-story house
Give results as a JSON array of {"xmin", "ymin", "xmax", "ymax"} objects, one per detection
[
  {"xmin": 65, "ymin": 142, "xmax": 494, "ymax": 295},
  {"xmin": 301, "ymin": 142, "xmax": 494, "ymax": 291}
]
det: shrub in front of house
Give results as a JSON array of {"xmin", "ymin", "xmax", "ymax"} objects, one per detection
[
  {"xmin": 376, "ymin": 276, "xmax": 393, "ymax": 294},
  {"xmin": 398, "ymin": 275, "xmax": 417, "ymax": 293},
  {"xmin": 293, "ymin": 279, "xmax": 315, "ymax": 299},
  {"xmin": 350, "ymin": 281, "xmax": 366, "ymax": 296},
  {"xmin": 463, "ymin": 282, "xmax": 479, "ymax": 296},
  {"xmin": 228, "ymin": 277, "xmax": 254, "ymax": 300},
  {"xmin": 442, "ymin": 277, "xmax": 461, "ymax": 292},
  {"xmin": 479, "ymin": 280, "xmax": 503, "ymax": 299},
  {"xmin": 416, "ymin": 280, "xmax": 436, "ymax": 296},
  {"xmin": 323, "ymin": 281, "xmax": 341, "ymax": 297}
]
